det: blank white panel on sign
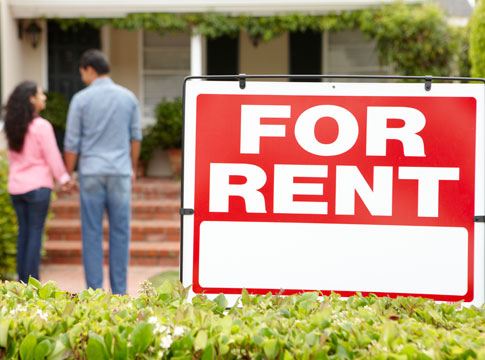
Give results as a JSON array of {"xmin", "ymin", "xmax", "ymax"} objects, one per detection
[{"xmin": 199, "ymin": 221, "xmax": 468, "ymax": 296}]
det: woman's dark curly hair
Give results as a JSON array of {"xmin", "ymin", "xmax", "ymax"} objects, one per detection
[{"xmin": 4, "ymin": 81, "xmax": 38, "ymax": 152}]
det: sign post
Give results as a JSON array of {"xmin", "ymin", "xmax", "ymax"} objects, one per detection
[{"xmin": 180, "ymin": 76, "xmax": 485, "ymax": 306}]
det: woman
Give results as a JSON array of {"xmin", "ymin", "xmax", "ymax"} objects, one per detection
[{"xmin": 4, "ymin": 81, "xmax": 71, "ymax": 283}]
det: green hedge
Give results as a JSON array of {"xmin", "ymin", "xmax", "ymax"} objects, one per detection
[
  {"xmin": 1, "ymin": 278, "xmax": 485, "ymax": 359},
  {"xmin": 0, "ymin": 152, "xmax": 17, "ymax": 280}
]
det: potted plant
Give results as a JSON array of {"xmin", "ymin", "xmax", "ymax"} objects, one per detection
[{"xmin": 140, "ymin": 98, "xmax": 183, "ymax": 178}]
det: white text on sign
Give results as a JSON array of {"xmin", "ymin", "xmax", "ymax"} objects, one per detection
[{"xmin": 209, "ymin": 104, "xmax": 460, "ymax": 217}]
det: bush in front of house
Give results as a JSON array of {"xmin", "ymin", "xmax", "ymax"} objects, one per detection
[
  {"xmin": 1, "ymin": 278, "xmax": 485, "ymax": 359},
  {"xmin": 0, "ymin": 151, "xmax": 17, "ymax": 280},
  {"xmin": 140, "ymin": 98, "xmax": 183, "ymax": 164}
]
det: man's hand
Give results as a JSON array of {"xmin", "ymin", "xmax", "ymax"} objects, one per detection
[{"xmin": 59, "ymin": 178, "xmax": 78, "ymax": 195}]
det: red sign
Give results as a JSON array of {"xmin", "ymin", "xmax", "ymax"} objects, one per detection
[{"xmin": 184, "ymin": 83, "xmax": 481, "ymax": 303}]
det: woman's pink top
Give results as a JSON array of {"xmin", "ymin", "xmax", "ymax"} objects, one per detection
[{"xmin": 7, "ymin": 116, "xmax": 70, "ymax": 194}]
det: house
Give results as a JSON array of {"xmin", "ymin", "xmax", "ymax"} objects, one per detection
[
  {"xmin": 436, "ymin": 0, "xmax": 473, "ymax": 26},
  {"xmin": 0, "ymin": 0, "xmax": 473, "ymax": 156}
]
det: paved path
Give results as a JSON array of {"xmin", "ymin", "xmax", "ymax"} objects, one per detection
[{"xmin": 39, "ymin": 264, "xmax": 178, "ymax": 297}]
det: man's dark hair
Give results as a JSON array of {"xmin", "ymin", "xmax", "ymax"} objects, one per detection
[{"xmin": 79, "ymin": 49, "xmax": 110, "ymax": 75}]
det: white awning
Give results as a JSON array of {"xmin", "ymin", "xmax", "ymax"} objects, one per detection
[{"xmin": 9, "ymin": 0, "xmax": 422, "ymax": 19}]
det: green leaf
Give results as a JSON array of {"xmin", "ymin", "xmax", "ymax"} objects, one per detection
[
  {"xmin": 305, "ymin": 333, "xmax": 318, "ymax": 347},
  {"xmin": 252, "ymin": 335, "xmax": 264, "ymax": 346},
  {"xmin": 0, "ymin": 319, "xmax": 11, "ymax": 348},
  {"xmin": 336, "ymin": 344, "xmax": 349, "ymax": 359},
  {"xmin": 201, "ymin": 345, "xmax": 214, "ymax": 360},
  {"xmin": 34, "ymin": 340, "xmax": 52, "ymax": 360},
  {"xmin": 194, "ymin": 330, "xmax": 208, "ymax": 351},
  {"xmin": 46, "ymin": 341, "xmax": 67, "ymax": 360},
  {"xmin": 219, "ymin": 316, "xmax": 232, "ymax": 335},
  {"xmin": 28, "ymin": 277, "xmax": 42, "ymax": 289},
  {"xmin": 259, "ymin": 327, "xmax": 273, "ymax": 338},
  {"xmin": 213, "ymin": 294, "xmax": 228, "ymax": 311},
  {"xmin": 61, "ymin": 302, "xmax": 75, "ymax": 318},
  {"xmin": 68, "ymin": 324, "xmax": 83, "ymax": 350},
  {"xmin": 158, "ymin": 280, "xmax": 173, "ymax": 295},
  {"xmin": 20, "ymin": 333, "xmax": 37, "ymax": 360},
  {"xmin": 219, "ymin": 344, "xmax": 230, "ymax": 356},
  {"xmin": 241, "ymin": 289, "xmax": 250, "ymax": 306},
  {"xmin": 104, "ymin": 330, "xmax": 113, "ymax": 357},
  {"xmin": 263, "ymin": 339, "xmax": 279, "ymax": 360},
  {"xmin": 283, "ymin": 350, "xmax": 295, "ymax": 360},
  {"xmin": 130, "ymin": 322, "xmax": 154, "ymax": 355},
  {"xmin": 278, "ymin": 309, "xmax": 290, "ymax": 318},
  {"xmin": 86, "ymin": 333, "xmax": 109, "ymax": 360},
  {"xmin": 113, "ymin": 333, "xmax": 128, "ymax": 360},
  {"xmin": 39, "ymin": 282, "xmax": 56, "ymax": 300},
  {"xmin": 297, "ymin": 292, "xmax": 318, "ymax": 304}
]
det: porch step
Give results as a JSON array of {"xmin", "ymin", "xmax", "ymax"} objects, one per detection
[
  {"xmin": 56, "ymin": 177, "xmax": 181, "ymax": 201},
  {"xmin": 46, "ymin": 219, "xmax": 180, "ymax": 242},
  {"xmin": 131, "ymin": 178, "xmax": 181, "ymax": 200},
  {"xmin": 50, "ymin": 199, "xmax": 180, "ymax": 220},
  {"xmin": 45, "ymin": 176, "xmax": 182, "ymax": 266},
  {"xmin": 43, "ymin": 240, "xmax": 180, "ymax": 266}
]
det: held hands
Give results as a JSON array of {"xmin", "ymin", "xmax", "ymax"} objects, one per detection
[
  {"xmin": 60, "ymin": 178, "xmax": 78, "ymax": 194},
  {"xmin": 57, "ymin": 174, "xmax": 79, "ymax": 196}
]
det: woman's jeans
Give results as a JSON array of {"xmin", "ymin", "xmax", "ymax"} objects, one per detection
[
  {"xmin": 10, "ymin": 187, "xmax": 51, "ymax": 283},
  {"xmin": 79, "ymin": 175, "xmax": 131, "ymax": 295}
]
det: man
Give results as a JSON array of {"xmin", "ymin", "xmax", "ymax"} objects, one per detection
[{"xmin": 64, "ymin": 49, "xmax": 142, "ymax": 294}]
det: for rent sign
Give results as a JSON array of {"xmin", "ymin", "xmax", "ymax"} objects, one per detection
[{"xmin": 181, "ymin": 81, "xmax": 485, "ymax": 305}]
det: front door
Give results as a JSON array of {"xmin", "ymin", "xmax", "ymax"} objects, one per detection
[{"xmin": 48, "ymin": 21, "xmax": 100, "ymax": 101}]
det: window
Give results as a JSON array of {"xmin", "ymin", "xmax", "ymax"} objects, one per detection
[
  {"xmin": 325, "ymin": 30, "xmax": 391, "ymax": 78},
  {"xmin": 142, "ymin": 32, "xmax": 191, "ymax": 119}
]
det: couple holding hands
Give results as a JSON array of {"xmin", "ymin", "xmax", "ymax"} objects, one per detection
[{"xmin": 4, "ymin": 49, "xmax": 142, "ymax": 294}]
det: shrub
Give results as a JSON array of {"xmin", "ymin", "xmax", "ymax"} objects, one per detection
[
  {"xmin": 364, "ymin": 2, "xmax": 456, "ymax": 77},
  {"xmin": 1, "ymin": 278, "xmax": 485, "ymax": 359},
  {"xmin": 140, "ymin": 98, "xmax": 183, "ymax": 163},
  {"xmin": 470, "ymin": 0, "xmax": 485, "ymax": 78},
  {"xmin": 39, "ymin": 92, "xmax": 70, "ymax": 132},
  {"xmin": 0, "ymin": 152, "xmax": 17, "ymax": 280}
]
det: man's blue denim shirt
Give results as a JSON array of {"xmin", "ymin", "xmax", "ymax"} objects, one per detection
[{"xmin": 64, "ymin": 77, "xmax": 142, "ymax": 176}]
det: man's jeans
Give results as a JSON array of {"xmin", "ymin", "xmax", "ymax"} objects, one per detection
[
  {"xmin": 79, "ymin": 175, "xmax": 131, "ymax": 295},
  {"xmin": 10, "ymin": 187, "xmax": 51, "ymax": 283}
]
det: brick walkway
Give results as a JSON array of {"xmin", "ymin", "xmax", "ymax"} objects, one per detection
[{"xmin": 39, "ymin": 264, "xmax": 179, "ymax": 297}]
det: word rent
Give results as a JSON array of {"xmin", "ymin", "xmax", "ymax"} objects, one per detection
[{"xmin": 209, "ymin": 104, "xmax": 459, "ymax": 217}]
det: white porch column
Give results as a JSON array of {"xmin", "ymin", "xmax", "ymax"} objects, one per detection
[
  {"xmin": 190, "ymin": 33, "xmax": 204, "ymax": 76},
  {"xmin": 101, "ymin": 25, "xmax": 111, "ymax": 62},
  {"xmin": 1, "ymin": 0, "xmax": 23, "ymax": 104}
]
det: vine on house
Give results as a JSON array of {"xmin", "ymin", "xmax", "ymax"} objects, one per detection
[{"xmin": 54, "ymin": 1, "xmax": 469, "ymax": 78}]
